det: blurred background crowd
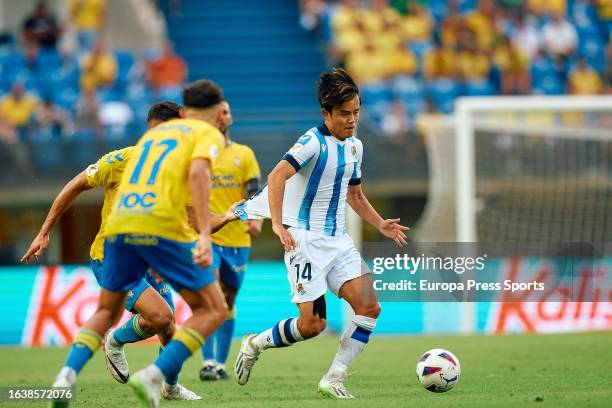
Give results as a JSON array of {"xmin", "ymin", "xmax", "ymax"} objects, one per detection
[
  {"xmin": 299, "ymin": 0, "xmax": 612, "ymax": 137},
  {"xmin": 0, "ymin": 0, "xmax": 186, "ymax": 172}
]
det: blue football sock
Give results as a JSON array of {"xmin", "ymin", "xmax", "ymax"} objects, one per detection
[
  {"xmin": 154, "ymin": 328, "xmax": 203, "ymax": 379},
  {"xmin": 112, "ymin": 314, "xmax": 152, "ymax": 346},
  {"xmin": 201, "ymin": 333, "xmax": 215, "ymax": 362},
  {"xmin": 215, "ymin": 314, "xmax": 235, "ymax": 365},
  {"xmin": 64, "ymin": 328, "xmax": 102, "ymax": 374},
  {"xmin": 159, "ymin": 346, "xmax": 179, "ymax": 385}
]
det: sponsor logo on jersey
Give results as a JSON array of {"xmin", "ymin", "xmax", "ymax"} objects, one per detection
[
  {"xmin": 352, "ymin": 145, "xmax": 357, "ymax": 156},
  {"xmin": 289, "ymin": 143, "xmax": 303, "ymax": 154}
]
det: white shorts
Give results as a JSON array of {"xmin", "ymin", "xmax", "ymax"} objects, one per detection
[{"xmin": 284, "ymin": 227, "xmax": 369, "ymax": 303}]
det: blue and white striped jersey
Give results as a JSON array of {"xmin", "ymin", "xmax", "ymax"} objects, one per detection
[{"xmin": 237, "ymin": 124, "xmax": 363, "ymax": 236}]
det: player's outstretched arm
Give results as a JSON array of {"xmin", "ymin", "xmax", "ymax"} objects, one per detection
[
  {"xmin": 187, "ymin": 200, "xmax": 243, "ymax": 234},
  {"xmin": 347, "ymin": 183, "xmax": 409, "ymax": 247},
  {"xmin": 268, "ymin": 160, "xmax": 297, "ymax": 251},
  {"xmin": 21, "ymin": 171, "xmax": 92, "ymax": 263},
  {"xmin": 189, "ymin": 158, "xmax": 213, "ymax": 267}
]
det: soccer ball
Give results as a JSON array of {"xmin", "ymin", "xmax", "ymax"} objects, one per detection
[{"xmin": 416, "ymin": 348, "xmax": 461, "ymax": 393}]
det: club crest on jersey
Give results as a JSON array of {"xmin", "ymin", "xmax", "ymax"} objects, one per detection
[
  {"xmin": 234, "ymin": 157, "xmax": 241, "ymax": 166},
  {"xmin": 297, "ymin": 283, "xmax": 306, "ymax": 295},
  {"xmin": 352, "ymin": 145, "xmax": 357, "ymax": 156}
]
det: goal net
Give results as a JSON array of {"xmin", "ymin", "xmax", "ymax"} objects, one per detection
[{"xmin": 416, "ymin": 96, "xmax": 612, "ymax": 248}]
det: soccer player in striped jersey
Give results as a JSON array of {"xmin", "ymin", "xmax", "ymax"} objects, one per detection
[
  {"xmin": 198, "ymin": 100, "xmax": 263, "ymax": 381},
  {"xmin": 233, "ymin": 68, "xmax": 408, "ymax": 398}
]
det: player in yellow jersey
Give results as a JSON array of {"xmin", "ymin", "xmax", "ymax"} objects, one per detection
[
  {"xmin": 44, "ymin": 80, "xmax": 230, "ymax": 408},
  {"xmin": 22, "ymin": 101, "xmax": 238, "ymax": 405},
  {"xmin": 199, "ymin": 100, "xmax": 263, "ymax": 381}
]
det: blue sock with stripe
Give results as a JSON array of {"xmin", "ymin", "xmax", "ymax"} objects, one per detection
[
  {"xmin": 112, "ymin": 314, "xmax": 153, "ymax": 345},
  {"xmin": 159, "ymin": 346, "xmax": 179, "ymax": 385},
  {"xmin": 65, "ymin": 328, "xmax": 102, "ymax": 374},
  {"xmin": 253, "ymin": 317, "xmax": 304, "ymax": 350},
  {"xmin": 326, "ymin": 314, "xmax": 377, "ymax": 378},
  {"xmin": 154, "ymin": 328, "xmax": 203, "ymax": 379}
]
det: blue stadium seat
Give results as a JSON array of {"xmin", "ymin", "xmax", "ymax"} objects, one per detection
[
  {"xmin": 68, "ymin": 130, "xmax": 98, "ymax": 168},
  {"xmin": 530, "ymin": 55, "xmax": 564, "ymax": 95},
  {"xmin": 427, "ymin": 79, "xmax": 458, "ymax": 114},
  {"xmin": 361, "ymin": 82, "xmax": 392, "ymax": 125},
  {"xmin": 114, "ymin": 49, "xmax": 135, "ymax": 83},
  {"xmin": 578, "ymin": 37, "xmax": 606, "ymax": 72},
  {"xmin": 392, "ymin": 76, "xmax": 424, "ymax": 116},
  {"xmin": 29, "ymin": 128, "xmax": 62, "ymax": 170},
  {"xmin": 463, "ymin": 79, "xmax": 495, "ymax": 96}
]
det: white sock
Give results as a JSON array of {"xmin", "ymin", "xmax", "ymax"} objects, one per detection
[
  {"xmin": 216, "ymin": 363, "xmax": 225, "ymax": 370},
  {"xmin": 326, "ymin": 315, "xmax": 377, "ymax": 379},
  {"xmin": 144, "ymin": 364, "xmax": 164, "ymax": 383},
  {"xmin": 253, "ymin": 318, "xmax": 304, "ymax": 350},
  {"xmin": 56, "ymin": 366, "xmax": 77, "ymax": 386}
]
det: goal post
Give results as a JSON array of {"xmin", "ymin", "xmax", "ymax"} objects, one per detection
[{"xmin": 418, "ymin": 95, "xmax": 612, "ymax": 244}]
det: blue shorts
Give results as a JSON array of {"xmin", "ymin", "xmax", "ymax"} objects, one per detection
[
  {"xmin": 212, "ymin": 244, "xmax": 250, "ymax": 289},
  {"xmin": 102, "ymin": 234, "xmax": 216, "ymax": 295},
  {"xmin": 90, "ymin": 258, "xmax": 175, "ymax": 313}
]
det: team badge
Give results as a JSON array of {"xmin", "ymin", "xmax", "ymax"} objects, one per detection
[
  {"xmin": 351, "ymin": 145, "xmax": 357, "ymax": 156},
  {"xmin": 234, "ymin": 157, "xmax": 241, "ymax": 166},
  {"xmin": 297, "ymin": 283, "xmax": 306, "ymax": 295}
]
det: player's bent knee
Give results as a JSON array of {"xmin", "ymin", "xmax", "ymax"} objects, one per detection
[
  {"xmin": 356, "ymin": 301, "xmax": 381, "ymax": 318},
  {"xmin": 149, "ymin": 311, "xmax": 174, "ymax": 331},
  {"xmin": 298, "ymin": 316, "xmax": 326, "ymax": 339}
]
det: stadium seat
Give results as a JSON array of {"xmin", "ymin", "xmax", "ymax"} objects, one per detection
[
  {"xmin": 463, "ymin": 79, "xmax": 495, "ymax": 96},
  {"xmin": 427, "ymin": 79, "xmax": 458, "ymax": 114},
  {"xmin": 29, "ymin": 128, "xmax": 62, "ymax": 170},
  {"xmin": 68, "ymin": 130, "xmax": 99, "ymax": 168},
  {"xmin": 392, "ymin": 76, "xmax": 425, "ymax": 116}
]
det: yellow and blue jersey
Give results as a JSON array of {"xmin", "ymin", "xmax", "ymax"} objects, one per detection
[
  {"xmin": 85, "ymin": 146, "xmax": 135, "ymax": 261},
  {"xmin": 211, "ymin": 141, "xmax": 260, "ymax": 247},
  {"xmin": 105, "ymin": 118, "xmax": 224, "ymax": 242}
]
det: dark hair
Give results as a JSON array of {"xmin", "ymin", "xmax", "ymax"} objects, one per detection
[
  {"xmin": 183, "ymin": 79, "xmax": 224, "ymax": 109},
  {"xmin": 317, "ymin": 68, "xmax": 360, "ymax": 112},
  {"xmin": 147, "ymin": 101, "xmax": 182, "ymax": 123}
]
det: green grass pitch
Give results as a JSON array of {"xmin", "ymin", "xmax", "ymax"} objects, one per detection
[{"xmin": 1, "ymin": 331, "xmax": 611, "ymax": 407}]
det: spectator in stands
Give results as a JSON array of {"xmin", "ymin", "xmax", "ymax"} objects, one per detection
[
  {"xmin": 541, "ymin": 11, "xmax": 577, "ymax": 60},
  {"xmin": 345, "ymin": 40, "xmax": 389, "ymax": 85},
  {"xmin": 456, "ymin": 35, "xmax": 491, "ymax": 83},
  {"xmin": 22, "ymin": 1, "xmax": 61, "ymax": 50},
  {"xmin": 74, "ymin": 89, "xmax": 102, "ymax": 138},
  {"xmin": 568, "ymin": 59, "xmax": 603, "ymax": 95},
  {"xmin": 526, "ymin": 0, "xmax": 567, "ymax": 17},
  {"xmin": 0, "ymin": 83, "xmax": 38, "ymax": 141},
  {"xmin": 367, "ymin": 0, "xmax": 402, "ymax": 54},
  {"xmin": 34, "ymin": 97, "xmax": 70, "ymax": 136},
  {"xmin": 146, "ymin": 41, "xmax": 187, "ymax": 92},
  {"xmin": 330, "ymin": 0, "xmax": 363, "ymax": 61},
  {"xmin": 80, "ymin": 40, "xmax": 117, "ymax": 92},
  {"xmin": 494, "ymin": 35, "xmax": 530, "ymax": 94},
  {"xmin": 423, "ymin": 41, "xmax": 458, "ymax": 80},
  {"xmin": 381, "ymin": 100, "xmax": 409, "ymax": 140},
  {"xmin": 464, "ymin": 0, "xmax": 496, "ymax": 52},
  {"xmin": 596, "ymin": 0, "xmax": 612, "ymax": 38},
  {"xmin": 400, "ymin": 1, "xmax": 432, "ymax": 43},
  {"xmin": 387, "ymin": 41, "xmax": 418, "ymax": 78},
  {"xmin": 440, "ymin": 0, "xmax": 464, "ymax": 47},
  {"xmin": 69, "ymin": 0, "xmax": 107, "ymax": 51},
  {"xmin": 511, "ymin": 14, "xmax": 540, "ymax": 60}
]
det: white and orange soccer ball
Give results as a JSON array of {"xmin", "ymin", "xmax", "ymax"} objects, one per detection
[{"xmin": 416, "ymin": 348, "xmax": 461, "ymax": 393}]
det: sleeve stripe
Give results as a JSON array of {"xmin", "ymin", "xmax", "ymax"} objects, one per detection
[
  {"xmin": 282, "ymin": 154, "xmax": 301, "ymax": 172},
  {"xmin": 349, "ymin": 178, "xmax": 361, "ymax": 185}
]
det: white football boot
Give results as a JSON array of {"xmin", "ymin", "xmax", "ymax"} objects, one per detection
[
  {"xmin": 318, "ymin": 371, "xmax": 355, "ymax": 399},
  {"xmin": 104, "ymin": 331, "xmax": 129, "ymax": 384},
  {"xmin": 234, "ymin": 334, "xmax": 261, "ymax": 385},
  {"xmin": 161, "ymin": 382, "xmax": 202, "ymax": 400}
]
